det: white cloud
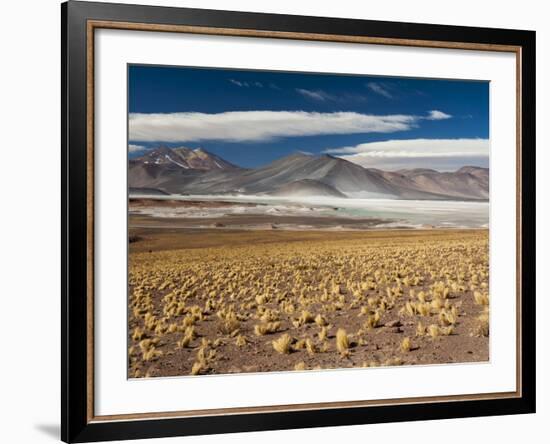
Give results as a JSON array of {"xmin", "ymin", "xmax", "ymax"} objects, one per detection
[
  {"xmin": 295, "ymin": 88, "xmax": 335, "ymax": 101},
  {"xmin": 426, "ymin": 110, "xmax": 452, "ymax": 120},
  {"xmin": 229, "ymin": 79, "xmax": 265, "ymax": 88},
  {"xmin": 129, "ymin": 111, "xmax": 420, "ymax": 143},
  {"xmin": 325, "ymin": 138, "xmax": 488, "ymax": 171},
  {"xmin": 296, "ymin": 88, "xmax": 368, "ymax": 103},
  {"xmin": 128, "ymin": 144, "xmax": 147, "ymax": 153},
  {"xmin": 229, "ymin": 79, "xmax": 249, "ymax": 87},
  {"xmin": 325, "ymin": 138, "xmax": 488, "ymax": 156},
  {"xmin": 367, "ymin": 82, "xmax": 393, "ymax": 99}
]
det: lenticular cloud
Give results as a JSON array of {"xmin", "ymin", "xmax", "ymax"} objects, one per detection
[{"xmin": 128, "ymin": 110, "xmax": 423, "ymax": 143}]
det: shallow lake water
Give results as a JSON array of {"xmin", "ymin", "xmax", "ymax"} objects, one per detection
[{"xmin": 130, "ymin": 193, "xmax": 489, "ymax": 229}]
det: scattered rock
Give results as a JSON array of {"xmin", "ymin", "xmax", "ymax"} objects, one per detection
[{"xmin": 385, "ymin": 320, "xmax": 402, "ymax": 328}]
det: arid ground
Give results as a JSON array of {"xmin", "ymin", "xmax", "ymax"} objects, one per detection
[{"xmin": 128, "ymin": 207, "xmax": 489, "ymax": 378}]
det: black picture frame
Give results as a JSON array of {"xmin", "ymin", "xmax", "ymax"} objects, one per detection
[{"xmin": 62, "ymin": 1, "xmax": 536, "ymax": 442}]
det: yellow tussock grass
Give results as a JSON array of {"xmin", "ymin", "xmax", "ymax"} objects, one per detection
[
  {"xmin": 235, "ymin": 334, "xmax": 247, "ymax": 347},
  {"xmin": 318, "ymin": 326, "xmax": 329, "ymax": 342},
  {"xmin": 254, "ymin": 321, "xmax": 281, "ymax": 336},
  {"xmin": 294, "ymin": 361, "xmax": 307, "ymax": 371},
  {"xmin": 427, "ymin": 324, "xmax": 440, "ymax": 339},
  {"xmin": 132, "ymin": 327, "xmax": 146, "ymax": 341},
  {"xmin": 336, "ymin": 328, "xmax": 350, "ymax": 354},
  {"xmin": 315, "ymin": 314, "xmax": 328, "ymax": 326},
  {"xmin": 272, "ymin": 334, "xmax": 292, "ymax": 354},
  {"xmin": 473, "ymin": 291, "xmax": 489, "ymax": 306},
  {"xmin": 305, "ymin": 338, "xmax": 317, "ymax": 355}
]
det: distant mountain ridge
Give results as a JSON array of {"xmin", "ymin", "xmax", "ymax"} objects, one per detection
[
  {"xmin": 129, "ymin": 147, "xmax": 489, "ymax": 201},
  {"xmin": 135, "ymin": 146, "xmax": 239, "ymax": 171}
]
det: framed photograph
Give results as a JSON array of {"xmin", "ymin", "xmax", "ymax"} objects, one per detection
[{"xmin": 62, "ymin": 1, "xmax": 536, "ymax": 442}]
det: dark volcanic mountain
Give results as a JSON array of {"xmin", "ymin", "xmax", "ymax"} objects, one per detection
[{"xmin": 128, "ymin": 148, "xmax": 489, "ymax": 201}]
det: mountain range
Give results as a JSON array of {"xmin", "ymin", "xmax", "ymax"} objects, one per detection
[{"xmin": 129, "ymin": 147, "xmax": 489, "ymax": 201}]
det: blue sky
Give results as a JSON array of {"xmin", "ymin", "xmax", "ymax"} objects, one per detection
[{"xmin": 128, "ymin": 65, "xmax": 489, "ymax": 171}]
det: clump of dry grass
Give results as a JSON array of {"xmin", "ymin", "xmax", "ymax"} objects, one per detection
[
  {"xmin": 154, "ymin": 322, "xmax": 168, "ymax": 336},
  {"xmin": 191, "ymin": 360, "xmax": 207, "ymax": 375},
  {"xmin": 142, "ymin": 347, "xmax": 163, "ymax": 361},
  {"xmin": 365, "ymin": 311, "xmax": 381, "ymax": 329},
  {"xmin": 430, "ymin": 298, "xmax": 444, "ymax": 311},
  {"xmin": 336, "ymin": 328, "xmax": 350, "ymax": 355},
  {"xmin": 367, "ymin": 296, "xmax": 380, "ymax": 308},
  {"xmin": 272, "ymin": 334, "xmax": 292, "ymax": 354},
  {"xmin": 318, "ymin": 326, "xmax": 329, "ymax": 341},
  {"xmin": 439, "ymin": 308, "xmax": 457, "ymax": 326},
  {"xmin": 138, "ymin": 338, "xmax": 158, "ymax": 350},
  {"xmin": 383, "ymin": 357, "xmax": 404, "ymax": 366},
  {"xmin": 427, "ymin": 324, "xmax": 441, "ymax": 339},
  {"xmin": 401, "ymin": 337, "xmax": 411, "ymax": 352},
  {"xmin": 254, "ymin": 321, "xmax": 281, "ymax": 336},
  {"xmin": 217, "ymin": 311, "xmax": 240, "ymax": 336},
  {"xmin": 294, "ymin": 361, "xmax": 307, "ymax": 371},
  {"xmin": 305, "ymin": 338, "xmax": 317, "ymax": 356},
  {"xmin": 259, "ymin": 308, "xmax": 280, "ymax": 322},
  {"xmin": 314, "ymin": 314, "xmax": 328, "ymax": 326},
  {"xmin": 293, "ymin": 310, "xmax": 314, "ymax": 327},
  {"xmin": 132, "ymin": 327, "xmax": 146, "ymax": 341},
  {"xmin": 255, "ymin": 294, "xmax": 268, "ymax": 305},
  {"xmin": 362, "ymin": 361, "xmax": 380, "ymax": 368},
  {"xmin": 473, "ymin": 291, "xmax": 489, "ymax": 306},
  {"xmin": 235, "ymin": 334, "xmax": 247, "ymax": 347},
  {"xmin": 190, "ymin": 340, "xmax": 217, "ymax": 375},
  {"xmin": 143, "ymin": 313, "xmax": 158, "ymax": 331},
  {"xmin": 417, "ymin": 302, "xmax": 431, "ymax": 316},
  {"xmin": 432, "ymin": 281, "xmax": 450, "ymax": 299},
  {"xmin": 139, "ymin": 338, "xmax": 162, "ymax": 361},
  {"xmin": 404, "ymin": 301, "xmax": 416, "ymax": 316},
  {"xmin": 181, "ymin": 315, "xmax": 196, "ymax": 328},
  {"xmin": 177, "ymin": 326, "xmax": 195, "ymax": 348},
  {"xmin": 472, "ymin": 312, "xmax": 489, "ymax": 337}
]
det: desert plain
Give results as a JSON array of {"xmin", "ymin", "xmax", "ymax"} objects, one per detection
[{"xmin": 128, "ymin": 199, "xmax": 489, "ymax": 378}]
